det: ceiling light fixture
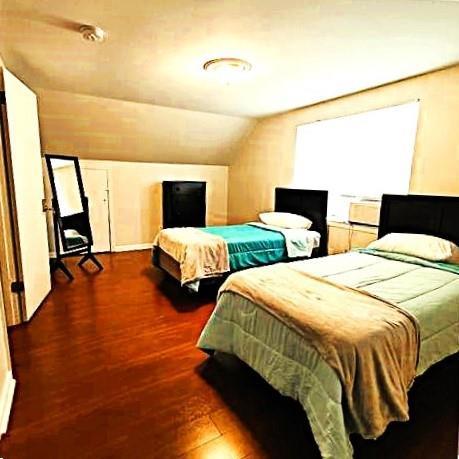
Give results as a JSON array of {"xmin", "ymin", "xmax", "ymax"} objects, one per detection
[
  {"xmin": 203, "ymin": 58, "xmax": 252, "ymax": 84},
  {"xmin": 79, "ymin": 25, "xmax": 107, "ymax": 43}
]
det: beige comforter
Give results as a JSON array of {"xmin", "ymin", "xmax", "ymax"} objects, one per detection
[
  {"xmin": 154, "ymin": 228, "xmax": 230, "ymax": 285},
  {"xmin": 219, "ymin": 262, "xmax": 420, "ymax": 438}
]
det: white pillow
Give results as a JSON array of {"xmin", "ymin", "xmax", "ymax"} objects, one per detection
[
  {"xmin": 368, "ymin": 233, "xmax": 459, "ymax": 263},
  {"xmin": 259, "ymin": 212, "xmax": 312, "ymax": 229}
]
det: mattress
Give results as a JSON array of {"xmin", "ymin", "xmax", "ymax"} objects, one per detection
[
  {"xmin": 201, "ymin": 224, "xmax": 287, "ymax": 270},
  {"xmin": 197, "ymin": 251, "xmax": 459, "ymax": 459}
]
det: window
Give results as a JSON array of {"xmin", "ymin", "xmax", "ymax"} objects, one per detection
[{"xmin": 293, "ymin": 101, "xmax": 420, "ymax": 220}]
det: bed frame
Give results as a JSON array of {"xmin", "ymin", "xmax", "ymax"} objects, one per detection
[
  {"xmin": 153, "ymin": 187, "xmax": 329, "ymax": 286},
  {"xmin": 275, "ymin": 187, "xmax": 328, "ymax": 257},
  {"xmin": 379, "ymin": 194, "xmax": 459, "ymax": 245}
]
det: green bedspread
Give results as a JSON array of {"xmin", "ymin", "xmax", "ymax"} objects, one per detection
[
  {"xmin": 197, "ymin": 251, "xmax": 459, "ymax": 459},
  {"xmin": 201, "ymin": 224, "xmax": 287, "ymax": 271}
]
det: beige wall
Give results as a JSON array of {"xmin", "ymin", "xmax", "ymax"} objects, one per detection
[
  {"xmin": 36, "ymin": 89, "xmax": 255, "ymax": 166},
  {"xmin": 36, "ymin": 88, "xmax": 232, "ymax": 250},
  {"xmin": 228, "ymin": 65, "xmax": 459, "ymax": 223},
  {"xmin": 79, "ymin": 159, "xmax": 228, "ymax": 249}
]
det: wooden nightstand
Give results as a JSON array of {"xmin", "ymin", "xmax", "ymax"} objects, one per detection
[{"xmin": 328, "ymin": 221, "xmax": 378, "ymax": 255}]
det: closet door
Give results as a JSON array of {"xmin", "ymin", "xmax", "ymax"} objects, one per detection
[
  {"xmin": 2, "ymin": 69, "xmax": 51, "ymax": 320},
  {"xmin": 81, "ymin": 168, "xmax": 111, "ymax": 252}
]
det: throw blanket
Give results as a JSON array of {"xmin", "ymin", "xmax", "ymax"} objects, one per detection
[
  {"xmin": 219, "ymin": 263, "xmax": 420, "ymax": 438},
  {"xmin": 248, "ymin": 222, "xmax": 320, "ymax": 258},
  {"xmin": 154, "ymin": 228, "xmax": 230, "ymax": 285}
]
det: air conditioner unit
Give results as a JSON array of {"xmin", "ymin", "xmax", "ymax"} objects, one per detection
[{"xmin": 348, "ymin": 200, "xmax": 380, "ymax": 226}]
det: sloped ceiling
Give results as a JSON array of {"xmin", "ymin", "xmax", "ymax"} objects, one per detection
[
  {"xmin": 36, "ymin": 88, "xmax": 255, "ymax": 165},
  {"xmin": 1, "ymin": 0, "xmax": 458, "ymax": 119}
]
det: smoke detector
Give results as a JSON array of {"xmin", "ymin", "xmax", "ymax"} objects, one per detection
[{"xmin": 79, "ymin": 25, "xmax": 107, "ymax": 43}]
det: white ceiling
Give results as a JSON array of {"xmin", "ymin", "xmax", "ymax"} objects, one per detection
[{"xmin": 1, "ymin": 0, "xmax": 459, "ymax": 118}]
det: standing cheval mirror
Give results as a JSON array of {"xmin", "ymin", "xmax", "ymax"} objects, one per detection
[{"xmin": 45, "ymin": 154, "xmax": 103, "ymax": 280}]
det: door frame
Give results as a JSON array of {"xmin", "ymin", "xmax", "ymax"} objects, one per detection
[{"xmin": 0, "ymin": 91, "xmax": 24, "ymax": 325}]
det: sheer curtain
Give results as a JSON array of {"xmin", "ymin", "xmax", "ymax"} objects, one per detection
[{"xmin": 293, "ymin": 101, "xmax": 420, "ymax": 220}]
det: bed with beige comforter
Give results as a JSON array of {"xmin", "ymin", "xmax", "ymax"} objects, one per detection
[{"xmin": 198, "ymin": 250, "xmax": 459, "ymax": 458}]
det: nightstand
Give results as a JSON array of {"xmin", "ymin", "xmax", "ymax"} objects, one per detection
[{"xmin": 328, "ymin": 221, "xmax": 378, "ymax": 255}]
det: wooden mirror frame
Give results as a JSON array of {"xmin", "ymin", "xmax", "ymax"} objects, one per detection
[
  {"xmin": 45, "ymin": 154, "xmax": 103, "ymax": 280},
  {"xmin": 45, "ymin": 154, "xmax": 92, "ymax": 252}
]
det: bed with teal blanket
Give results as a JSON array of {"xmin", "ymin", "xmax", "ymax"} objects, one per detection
[
  {"xmin": 201, "ymin": 224, "xmax": 288, "ymax": 271},
  {"xmin": 198, "ymin": 249, "xmax": 459, "ymax": 458},
  {"xmin": 152, "ymin": 188, "xmax": 329, "ymax": 289},
  {"xmin": 153, "ymin": 223, "xmax": 321, "ymax": 291}
]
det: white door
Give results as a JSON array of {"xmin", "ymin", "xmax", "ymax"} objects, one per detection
[
  {"xmin": 3, "ymin": 69, "xmax": 51, "ymax": 320},
  {"xmin": 81, "ymin": 168, "xmax": 111, "ymax": 253}
]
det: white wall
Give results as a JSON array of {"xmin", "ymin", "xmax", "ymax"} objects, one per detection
[{"xmin": 79, "ymin": 159, "xmax": 228, "ymax": 251}]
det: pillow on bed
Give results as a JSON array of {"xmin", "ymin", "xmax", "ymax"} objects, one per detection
[
  {"xmin": 368, "ymin": 233, "xmax": 459, "ymax": 264},
  {"xmin": 259, "ymin": 212, "xmax": 312, "ymax": 229}
]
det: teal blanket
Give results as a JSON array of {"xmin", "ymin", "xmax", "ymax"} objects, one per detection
[{"xmin": 201, "ymin": 224, "xmax": 286, "ymax": 271}]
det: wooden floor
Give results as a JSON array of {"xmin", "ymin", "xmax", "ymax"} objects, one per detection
[{"xmin": 0, "ymin": 251, "xmax": 457, "ymax": 459}]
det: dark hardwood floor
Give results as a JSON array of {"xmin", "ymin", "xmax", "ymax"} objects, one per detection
[{"xmin": 0, "ymin": 251, "xmax": 457, "ymax": 459}]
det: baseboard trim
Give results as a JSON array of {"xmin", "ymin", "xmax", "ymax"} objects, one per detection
[
  {"xmin": 0, "ymin": 371, "xmax": 16, "ymax": 438},
  {"xmin": 114, "ymin": 243, "xmax": 153, "ymax": 253}
]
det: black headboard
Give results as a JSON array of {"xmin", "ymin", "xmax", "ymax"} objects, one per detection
[
  {"xmin": 274, "ymin": 188, "xmax": 328, "ymax": 256},
  {"xmin": 379, "ymin": 194, "xmax": 459, "ymax": 245}
]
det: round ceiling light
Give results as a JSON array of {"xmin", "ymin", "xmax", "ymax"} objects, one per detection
[
  {"xmin": 80, "ymin": 25, "xmax": 107, "ymax": 43},
  {"xmin": 203, "ymin": 58, "xmax": 252, "ymax": 83}
]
